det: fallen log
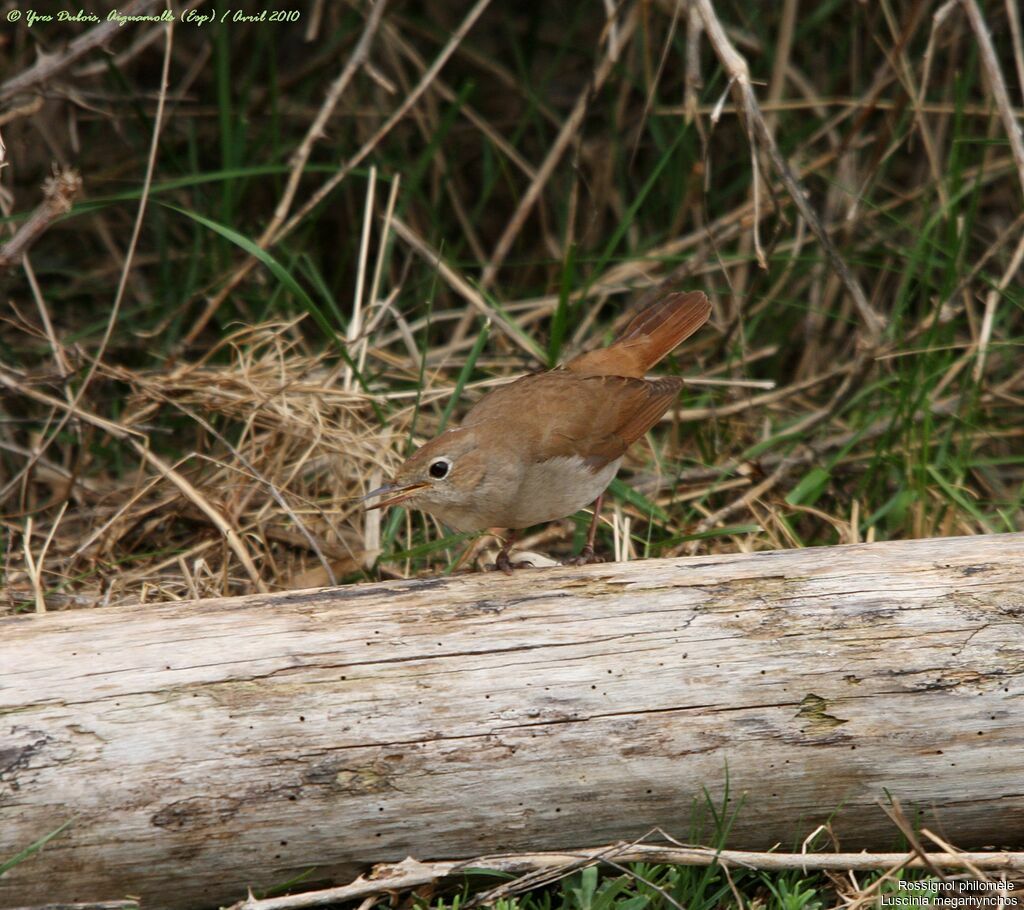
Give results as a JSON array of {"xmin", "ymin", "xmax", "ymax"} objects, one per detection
[{"xmin": 2, "ymin": 533, "xmax": 1023, "ymax": 908}]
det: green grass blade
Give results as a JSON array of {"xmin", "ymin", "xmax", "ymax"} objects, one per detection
[
  {"xmin": 0, "ymin": 818, "xmax": 74, "ymax": 875},
  {"xmin": 608, "ymin": 478, "xmax": 671, "ymax": 523}
]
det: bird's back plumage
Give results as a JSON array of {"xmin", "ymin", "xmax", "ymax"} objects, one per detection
[
  {"xmin": 462, "ymin": 290, "xmax": 710, "ymax": 471},
  {"xmin": 463, "ymin": 371, "xmax": 686, "ymax": 470}
]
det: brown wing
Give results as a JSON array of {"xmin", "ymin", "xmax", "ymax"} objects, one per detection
[{"xmin": 462, "ymin": 371, "xmax": 683, "ymax": 468}]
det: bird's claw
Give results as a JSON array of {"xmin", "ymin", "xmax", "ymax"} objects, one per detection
[
  {"xmin": 487, "ymin": 550, "xmax": 536, "ymax": 574},
  {"xmin": 562, "ymin": 545, "xmax": 604, "ymax": 567}
]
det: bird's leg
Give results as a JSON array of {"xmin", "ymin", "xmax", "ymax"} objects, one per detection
[
  {"xmin": 494, "ymin": 531, "xmax": 517, "ymax": 575},
  {"xmin": 584, "ymin": 493, "xmax": 603, "ymax": 556},
  {"xmin": 564, "ymin": 495, "xmax": 606, "ymax": 566},
  {"xmin": 488, "ymin": 530, "xmax": 535, "ymax": 574}
]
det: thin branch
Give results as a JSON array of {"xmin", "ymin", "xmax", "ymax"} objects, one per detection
[
  {"xmin": 879, "ymin": 799, "xmax": 947, "ymax": 882},
  {"xmin": 278, "ymin": 0, "xmax": 492, "ymax": 240},
  {"xmin": 390, "ymin": 215, "xmax": 544, "ymax": 361},
  {"xmin": 184, "ymin": 0, "xmax": 491, "ymax": 348},
  {"xmin": 693, "ymin": 0, "xmax": 886, "ymax": 341},
  {"xmin": 878, "ymin": 0, "xmax": 948, "ymax": 210},
  {"xmin": 972, "ymin": 229, "xmax": 1024, "ymax": 382},
  {"xmin": 0, "ymin": 0, "xmax": 162, "ymax": 103},
  {"xmin": 0, "ymin": 97, "xmax": 44, "ymax": 129},
  {"xmin": 345, "ymin": 165, "xmax": 377, "ymax": 392},
  {"xmin": 0, "ymin": 370, "xmax": 268, "ymax": 593},
  {"xmin": 480, "ymin": 5, "xmax": 640, "ymax": 289},
  {"xmin": 1007, "ymin": 0, "xmax": 1024, "ymax": 107},
  {"xmin": 383, "ymin": 23, "xmax": 539, "ymax": 180},
  {"xmin": 130, "ymin": 441, "xmax": 268, "ymax": 593},
  {"xmin": 25, "ymin": 501, "xmax": 67, "ymax": 612},
  {"xmin": 227, "ymin": 843, "xmax": 1024, "ymax": 910},
  {"xmin": 0, "ymin": 169, "xmax": 82, "ymax": 269},
  {"xmin": 273, "ymin": 1, "xmax": 390, "ymax": 237},
  {"xmin": 0, "ymin": 14, "xmax": 174, "ymax": 503},
  {"xmin": 961, "ymin": 0, "xmax": 1024, "ymax": 202},
  {"xmin": 683, "ymin": 1, "xmax": 704, "ymax": 123},
  {"xmin": 765, "ymin": 0, "xmax": 798, "ymax": 131},
  {"xmin": 182, "ymin": 0, "xmax": 387, "ymax": 347}
]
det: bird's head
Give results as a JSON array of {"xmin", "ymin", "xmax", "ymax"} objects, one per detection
[{"xmin": 362, "ymin": 427, "xmax": 489, "ymax": 521}]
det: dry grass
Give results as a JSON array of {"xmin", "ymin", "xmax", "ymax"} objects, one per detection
[
  {"xmin": 2, "ymin": 319, "xmax": 412, "ymax": 605},
  {"xmin": 1, "ymin": 1, "xmax": 1022, "ymax": 611}
]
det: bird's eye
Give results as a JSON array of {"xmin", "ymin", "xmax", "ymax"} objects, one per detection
[{"xmin": 429, "ymin": 459, "xmax": 450, "ymax": 479}]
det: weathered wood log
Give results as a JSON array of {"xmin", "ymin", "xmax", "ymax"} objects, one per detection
[{"xmin": 2, "ymin": 534, "xmax": 1023, "ymax": 907}]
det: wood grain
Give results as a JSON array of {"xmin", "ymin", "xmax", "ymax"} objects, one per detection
[{"xmin": 2, "ymin": 533, "xmax": 1023, "ymax": 907}]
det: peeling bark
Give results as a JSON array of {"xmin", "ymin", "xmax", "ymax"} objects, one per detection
[{"xmin": 2, "ymin": 534, "xmax": 1023, "ymax": 907}]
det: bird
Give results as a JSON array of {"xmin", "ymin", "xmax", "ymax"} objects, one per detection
[{"xmin": 363, "ymin": 289, "xmax": 711, "ymax": 571}]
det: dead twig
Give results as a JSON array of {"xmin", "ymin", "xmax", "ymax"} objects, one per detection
[
  {"xmin": 183, "ymin": 0, "xmax": 492, "ymax": 349},
  {"xmin": 972, "ymin": 231, "xmax": 1024, "ymax": 382},
  {"xmin": 692, "ymin": 0, "xmax": 886, "ymax": 341},
  {"xmin": 390, "ymin": 215, "xmax": 543, "ymax": 360},
  {"xmin": 0, "ymin": 169, "xmax": 82, "ymax": 269},
  {"xmin": 480, "ymin": 5, "xmax": 639, "ymax": 289},
  {"xmin": 21, "ymin": 501, "xmax": 68, "ymax": 612},
  {"xmin": 879, "ymin": 799, "xmax": 948, "ymax": 883},
  {"xmin": 0, "ymin": 96, "xmax": 43, "ymax": 129},
  {"xmin": 0, "ymin": 15, "xmax": 173, "ymax": 504},
  {"xmin": 0, "ymin": 0, "xmax": 162, "ymax": 103},
  {"xmin": 226, "ymin": 843, "xmax": 1024, "ymax": 910},
  {"xmin": 0, "ymin": 369, "xmax": 268, "ymax": 594},
  {"xmin": 182, "ymin": 0, "xmax": 389, "ymax": 346},
  {"xmin": 960, "ymin": 0, "xmax": 1024, "ymax": 202}
]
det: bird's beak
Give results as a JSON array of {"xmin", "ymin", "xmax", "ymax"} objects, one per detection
[{"xmin": 361, "ymin": 481, "xmax": 429, "ymax": 510}]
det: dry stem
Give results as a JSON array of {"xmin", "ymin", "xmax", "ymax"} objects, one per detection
[
  {"xmin": 0, "ymin": 170, "xmax": 82, "ymax": 269},
  {"xmin": 0, "ymin": 0, "xmax": 161, "ymax": 103},
  {"xmin": 228, "ymin": 842, "xmax": 1024, "ymax": 910},
  {"xmin": 693, "ymin": 0, "xmax": 886, "ymax": 340},
  {"xmin": 183, "ymin": 0, "xmax": 493, "ymax": 349}
]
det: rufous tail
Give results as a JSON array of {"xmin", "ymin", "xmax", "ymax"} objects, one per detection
[{"xmin": 567, "ymin": 290, "xmax": 711, "ymax": 378}]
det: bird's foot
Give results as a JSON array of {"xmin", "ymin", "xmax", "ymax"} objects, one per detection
[
  {"xmin": 487, "ymin": 548, "xmax": 536, "ymax": 574},
  {"xmin": 562, "ymin": 545, "xmax": 604, "ymax": 567}
]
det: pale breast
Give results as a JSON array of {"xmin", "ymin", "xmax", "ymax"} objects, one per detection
[{"xmin": 495, "ymin": 455, "xmax": 621, "ymax": 528}]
